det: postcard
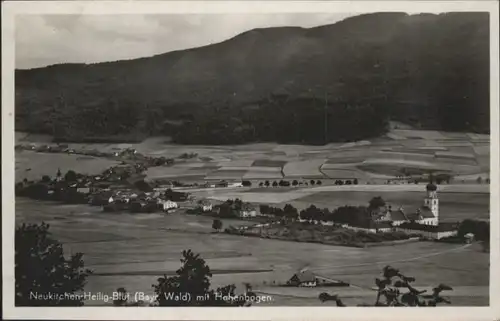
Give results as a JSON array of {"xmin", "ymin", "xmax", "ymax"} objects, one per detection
[{"xmin": 2, "ymin": 1, "xmax": 499, "ymax": 320}]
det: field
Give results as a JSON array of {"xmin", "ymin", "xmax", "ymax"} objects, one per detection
[
  {"xmin": 15, "ymin": 151, "xmax": 119, "ymax": 181},
  {"xmin": 16, "ymin": 127, "xmax": 490, "ymax": 184},
  {"xmin": 15, "ymin": 198, "xmax": 489, "ymax": 306}
]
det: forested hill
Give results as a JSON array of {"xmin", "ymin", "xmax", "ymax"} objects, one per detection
[{"xmin": 15, "ymin": 12, "xmax": 489, "ymax": 145}]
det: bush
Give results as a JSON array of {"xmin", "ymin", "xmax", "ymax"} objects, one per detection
[{"xmin": 64, "ymin": 170, "xmax": 78, "ymax": 182}]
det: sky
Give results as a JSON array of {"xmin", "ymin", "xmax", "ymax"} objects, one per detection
[{"xmin": 15, "ymin": 13, "xmax": 358, "ymax": 69}]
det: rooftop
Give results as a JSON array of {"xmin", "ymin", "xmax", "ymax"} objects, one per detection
[{"xmin": 291, "ymin": 270, "xmax": 316, "ymax": 283}]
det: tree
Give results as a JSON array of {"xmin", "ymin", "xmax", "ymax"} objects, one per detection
[
  {"xmin": 259, "ymin": 204, "xmax": 270, "ymax": 214},
  {"xmin": 292, "ymin": 180, "xmax": 299, "ymax": 186},
  {"xmin": 353, "ymin": 178, "xmax": 359, "ymax": 185},
  {"xmin": 242, "ymin": 180, "xmax": 252, "ymax": 187},
  {"xmin": 234, "ymin": 198, "xmax": 243, "ymax": 211},
  {"xmin": 15, "ymin": 222, "xmax": 92, "ymax": 306},
  {"xmin": 369, "ymin": 196, "xmax": 386, "ymax": 211},
  {"xmin": 310, "ymin": 180, "xmax": 316, "ymax": 186},
  {"xmin": 259, "ymin": 182, "xmax": 264, "ymax": 187},
  {"xmin": 272, "ymin": 181, "xmax": 278, "ymax": 187},
  {"xmin": 56, "ymin": 168, "xmax": 62, "ymax": 179},
  {"xmin": 283, "ymin": 204, "xmax": 298, "ymax": 220},
  {"xmin": 134, "ymin": 180, "xmax": 153, "ymax": 192},
  {"xmin": 212, "ymin": 219, "xmax": 223, "ymax": 232},
  {"xmin": 316, "ymin": 180, "xmax": 322, "ymax": 185},
  {"xmin": 152, "ymin": 250, "xmax": 246, "ymax": 306},
  {"xmin": 64, "ymin": 170, "xmax": 77, "ymax": 182},
  {"xmin": 476, "ymin": 176, "xmax": 483, "ymax": 184},
  {"xmin": 264, "ymin": 180, "xmax": 270, "ymax": 187},
  {"xmin": 41, "ymin": 175, "xmax": 52, "ymax": 183}
]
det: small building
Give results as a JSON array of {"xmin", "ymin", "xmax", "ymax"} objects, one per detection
[
  {"xmin": 229, "ymin": 182, "xmax": 243, "ymax": 188},
  {"xmin": 158, "ymin": 199, "xmax": 178, "ymax": 211},
  {"xmin": 163, "ymin": 189, "xmax": 188, "ymax": 202},
  {"xmin": 215, "ymin": 180, "xmax": 229, "ymax": 188},
  {"xmin": 239, "ymin": 204, "xmax": 258, "ymax": 218},
  {"xmin": 77, "ymin": 187, "xmax": 90, "ymax": 194},
  {"xmin": 464, "ymin": 233, "xmax": 475, "ymax": 244},
  {"xmin": 287, "ymin": 271, "xmax": 317, "ymax": 287},
  {"xmin": 200, "ymin": 200, "xmax": 213, "ymax": 212}
]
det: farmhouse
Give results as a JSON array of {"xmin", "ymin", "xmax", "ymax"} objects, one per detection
[{"xmin": 287, "ymin": 271, "xmax": 317, "ymax": 287}]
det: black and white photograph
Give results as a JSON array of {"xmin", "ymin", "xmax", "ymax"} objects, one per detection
[{"xmin": 2, "ymin": 1, "xmax": 499, "ymax": 320}]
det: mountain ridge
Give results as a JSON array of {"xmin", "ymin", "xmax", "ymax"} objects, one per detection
[{"xmin": 15, "ymin": 12, "xmax": 490, "ymax": 145}]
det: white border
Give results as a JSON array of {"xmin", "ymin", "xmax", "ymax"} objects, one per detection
[{"xmin": 2, "ymin": 1, "xmax": 499, "ymax": 320}]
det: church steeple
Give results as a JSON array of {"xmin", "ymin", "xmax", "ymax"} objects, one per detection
[
  {"xmin": 56, "ymin": 168, "xmax": 62, "ymax": 182},
  {"xmin": 424, "ymin": 178, "xmax": 439, "ymax": 225}
]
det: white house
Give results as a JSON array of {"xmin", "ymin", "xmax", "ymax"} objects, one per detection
[
  {"xmin": 229, "ymin": 182, "xmax": 243, "ymax": 188},
  {"xmin": 239, "ymin": 205, "xmax": 258, "ymax": 218},
  {"xmin": 200, "ymin": 201, "xmax": 213, "ymax": 212},
  {"xmin": 77, "ymin": 187, "xmax": 90, "ymax": 194},
  {"xmin": 158, "ymin": 199, "xmax": 178, "ymax": 211}
]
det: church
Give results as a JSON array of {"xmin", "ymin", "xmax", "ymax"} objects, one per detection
[{"xmin": 373, "ymin": 182, "xmax": 440, "ymax": 226}]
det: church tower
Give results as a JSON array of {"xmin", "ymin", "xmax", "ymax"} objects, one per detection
[{"xmin": 424, "ymin": 182, "xmax": 439, "ymax": 225}]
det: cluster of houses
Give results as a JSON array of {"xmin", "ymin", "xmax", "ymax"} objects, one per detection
[
  {"xmin": 15, "ymin": 163, "xmax": 193, "ymax": 213},
  {"xmin": 100, "ymin": 189, "xmax": 187, "ymax": 213}
]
